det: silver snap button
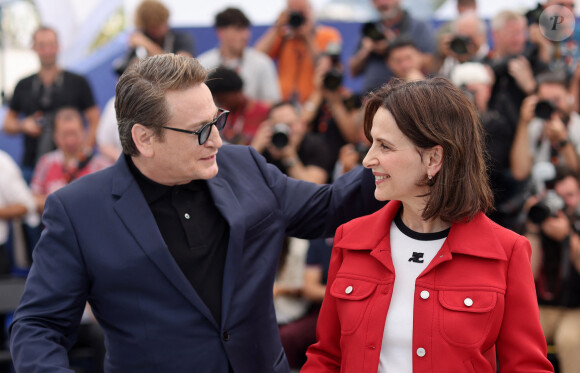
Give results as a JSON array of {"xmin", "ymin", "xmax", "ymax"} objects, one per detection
[
  {"xmin": 416, "ymin": 347, "xmax": 426, "ymax": 357},
  {"xmin": 464, "ymin": 298, "xmax": 473, "ymax": 307},
  {"xmin": 420, "ymin": 290, "xmax": 430, "ymax": 300},
  {"xmin": 345, "ymin": 285, "xmax": 353, "ymax": 294},
  {"xmin": 184, "ymin": 213, "xmax": 190, "ymax": 220}
]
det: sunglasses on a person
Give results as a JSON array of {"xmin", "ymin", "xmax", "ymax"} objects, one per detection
[{"xmin": 162, "ymin": 108, "xmax": 229, "ymax": 145}]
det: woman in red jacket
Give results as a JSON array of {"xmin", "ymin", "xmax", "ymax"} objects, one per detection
[{"xmin": 302, "ymin": 78, "xmax": 554, "ymax": 373}]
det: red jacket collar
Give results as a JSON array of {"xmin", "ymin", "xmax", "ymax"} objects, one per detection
[{"xmin": 336, "ymin": 200, "xmax": 507, "ymax": 261}]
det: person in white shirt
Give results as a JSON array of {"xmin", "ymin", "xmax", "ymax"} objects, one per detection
[
  {"xmin": 0, "ymin": 150, "xmax": 38, "ymax": 272},
  {"xmin": 198, "ymin": 7, "xmax": 281, "ymax": 104}
]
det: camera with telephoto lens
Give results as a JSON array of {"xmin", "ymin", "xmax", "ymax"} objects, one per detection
[
  {"xmin": 535, "ymin": 100, "xmax": 556, "ymax": 120},
  {"xmin": 449, "ymin": 35, "xmax": 472, "ymax": 55},
  {"xmin": 528, "ymin": 162, "xmax": 565, "ymax": 224},
  {"xmin": 288, "ymin": 11, "xmax": 306, "ymax": 28},
  {"xmin": 361, "ymin": 22, "xmax": 385, "ymax": 41},
  {"xmin": 323, "ymin": 70, "xmax": 343, "ymax": 91},
  {"xmin": 322, "ymin": 42, "xmax": 343, "ymax": 91},
  {"xmin": 272, "ymin": 123, "xmax": 291, "ymax": 149},
  {"xmin": 528, "ymin": 189, "xmax": 565, "ymax": 224}
]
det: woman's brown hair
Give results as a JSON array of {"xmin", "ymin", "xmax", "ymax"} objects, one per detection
[{"xmin": 363, "ymin": 77, "xmax": 494, "ymax": 223}]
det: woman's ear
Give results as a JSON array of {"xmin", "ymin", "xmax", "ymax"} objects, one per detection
[
  {"xmin": 426, "ymin": 145, "xmax": 444, "ymax": 177},
  {"xmin": 132, "ymin": 124, "xmax": 155, "ymax": 158}
]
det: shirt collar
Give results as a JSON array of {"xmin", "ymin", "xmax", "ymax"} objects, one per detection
[{"xmin": 126, "ymin": 155, "xmax": 205, "ymax": 205}]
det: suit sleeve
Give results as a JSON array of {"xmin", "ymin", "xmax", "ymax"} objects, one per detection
[
  {"xmin": 301, "ymin": 225, "xmax": 344, "ymax": 372},
  {"xmin": 248, "ymin": 146, "xmax": 384, "ymax": 239},
  {"xmin": 495, "ymin": 236, "xmax": 554, "ymax": 372},
  {"xmin": 9, "ymin": 193, "xmax": 89, "ymax": 372}
]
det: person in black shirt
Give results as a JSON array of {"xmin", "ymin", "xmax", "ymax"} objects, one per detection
[
  {"xmin": 524, "ymin": 166, "xmax": 580, "ymax": 373},
  {"xmin": 487, "ymin": 10, "xmax": 549, "ymax": 124},
  {"xmin": 3, "ymin": 26, "xmax": 99, "ymax": 181},
  {"xmin": 9, "ymin": 54, "xmax": 384, "ymax": 373}
]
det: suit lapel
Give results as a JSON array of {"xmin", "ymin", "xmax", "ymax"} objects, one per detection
[
  {"xmin": 110, "ymin": 157, "xmax": 219, "ymax": 329},
  {"xmin": 207, "ymin": 175, "xmax": 245, "ymax": 327}
]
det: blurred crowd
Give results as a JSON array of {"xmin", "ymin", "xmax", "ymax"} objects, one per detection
[{"xmin": 2, "ymin": 0, "xmax": 580, "ymax": 372}]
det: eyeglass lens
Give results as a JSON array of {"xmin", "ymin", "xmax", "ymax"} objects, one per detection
[{"xmin": 199, "ymin": 111, "xmax": 228, "ymax": 145}]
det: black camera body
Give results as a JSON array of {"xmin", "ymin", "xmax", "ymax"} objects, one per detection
[
  {"xmin": 323, "ymin": 69, "xmax": 343, "ymax": 91},
  {"xmin": 322, "ymin": 42, "xmax": 343, "ymax": 91},
  {"xmin": 361, "ymin": 22, "xmax": 385, "ymax": 41},
  {"xmin": 272, "ymin": 123, "xmax": 291, "ymax": 148},
  {"xmin": 528, "ymin": 189, "xmax": 565, "ymax": 224},
  {"xmin": 449, "ymin": 35, "xmax": 472, "ymax": 55},
  {"xmin": 535, "ymin": 100, "xmax": 557, "ymax": 120},
  {"xmin": 288, "ymin": 11, "xmax": 306, "ymax": 29}
]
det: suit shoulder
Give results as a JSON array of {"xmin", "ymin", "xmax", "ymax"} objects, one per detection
[
  {"xmin": 52, "ymin": 166, "xmax": 114, "ymax": 201},
  {"xmin": 218, "ymin": 144, "xmax": 263, "ymax": 167}
]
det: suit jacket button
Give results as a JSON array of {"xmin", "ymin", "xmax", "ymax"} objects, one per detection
[{"xmin": 222, "ymin": 331, "xmax": 230, "ymax": 341}]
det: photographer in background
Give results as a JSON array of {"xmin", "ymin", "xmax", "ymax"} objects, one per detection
[
  {"xmin": 435, "ymin": 11, "xmax": 490, "ymax": 78},
  {"xmin": 511, "ymin": 72, "xmax": 580, "ymax": 183},
  {"xmin": 524, "ymin": 166, "xmax": 580, "ymax": 373},
  {"xmin": 488, "ymin": 10, "xmax": 549, "ymax": 124},
  {"xmin": 205, "ymin": 67, "xmax": 270, "ymax": 146},
  {"xmin": 301, "ymin": 44, "xmax": 363, "ymax": 179},
  {"xmin": 450, "ymin": 62, "xmax": 525, "ymax": 232},
  {"xmin": 348, "ymin": 0, "xmax": 435, "ymax": 94},
  {"xmin": 3, "ymin": 26, "xmax": 100, "ymax": 183},
  {"xmin": 197, "ymin": 7, "xmax": 281, "ymax": 103},
  {"xmin": 251, "ymin": 101, "xmax": 332, "ymax": 185},
  {"xmin": 114, "ymin": 0, "xmax": 194, "ymax": 75},
  {"xmin": 254, "ymin": 0, "xmax": 341, "ymax": 104}
]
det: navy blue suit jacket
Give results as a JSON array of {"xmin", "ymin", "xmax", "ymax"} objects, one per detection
[{"xmin": 10, "ymin": 145, "xmax": 383, "ymax": 372}]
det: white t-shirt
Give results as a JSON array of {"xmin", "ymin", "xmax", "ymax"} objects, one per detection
[
  {"xmin": 197, "ymin": 47, "xmax": 281, "ymax": 103},
  {"xmin": 379, "ymin": 211, "xmax": 449, "ymax": 373},
  {"xmin": 0, "ymin": 150, "xmax": 39, "ymax": 245}
]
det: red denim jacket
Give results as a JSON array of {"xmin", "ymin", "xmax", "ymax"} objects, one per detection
[{"xmin": 302, "ymin": 200, "xmax": 554, "ymax": 373}]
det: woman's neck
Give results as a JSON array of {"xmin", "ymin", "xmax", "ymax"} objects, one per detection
[{"xmin": 399, "ymin": 202, "xmax": 451, "ymax": 234}]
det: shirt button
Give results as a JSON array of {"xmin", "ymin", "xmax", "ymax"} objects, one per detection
[
  {"xmin": 420, "ymin": 290, "xmax": 430, "ymax": 300},
  {"xmin": 222, "ymin": 331, "xmax": 230, "ymax": 341},
  {"xmin": 464, "ymin": 297, "xmax": 474, "ymax": 307},
  {"xmin": 416, "ymin": 347, "xmax": 426, "ymax": 357},
  {"xmin": 184, "ymin": 213, "xmax": 190, "ymax": 220},
  {"xmin": 345, "ymin": 285, "xmax": 353, "ymax": 294}
]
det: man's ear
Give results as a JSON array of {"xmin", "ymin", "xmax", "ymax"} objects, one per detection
[
  {"xmin": 132, "ymin": 124, "xmax": 155, "ymax": 158},
  {"xmin": 425, "ymin": 145, "xmax": 444, "ymax": 177}
]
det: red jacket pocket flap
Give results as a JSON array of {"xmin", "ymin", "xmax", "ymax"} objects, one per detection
[
  {"xmin": 438, "ymin": 290, "xmax": 497, "ymax": 313},
  {"xmin": 330, "ymin": 277, "xmax": 377, "ymax": 301}
]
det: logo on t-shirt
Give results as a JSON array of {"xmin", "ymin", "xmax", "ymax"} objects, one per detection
[{"xmin": 408, "ymin": 252, "xmax": 424, "ymax": 263}]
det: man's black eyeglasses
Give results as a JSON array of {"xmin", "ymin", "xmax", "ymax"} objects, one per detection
[{"xmin": 162, "ymin": 108, "xmax": 229, "ymax": 145}]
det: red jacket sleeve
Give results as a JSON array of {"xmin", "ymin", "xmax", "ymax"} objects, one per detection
[{"xmin": 496, "ymin": 236, "xmax": 554, "ymax": 372}]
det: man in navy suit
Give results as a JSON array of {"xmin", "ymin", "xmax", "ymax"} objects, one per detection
[{"xmin": 9, "ymin": 54, "xmax": 383, "ymax": 372}]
